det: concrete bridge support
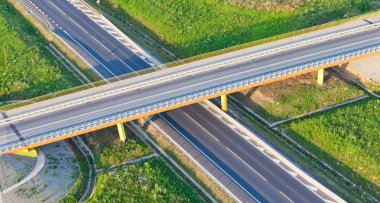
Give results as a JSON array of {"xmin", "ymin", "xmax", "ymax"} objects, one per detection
[
  {"xmin": 317, "ymin": 69, "xmax": 324, "ymax": 85},
  {"xmin": 117, "ymin": 123, "xmax": 127, "ymax": 142},
  {"xmin": 13, "ymin": 148, "xmax": 38, "ymax": 158},
  {"xmin": 221, "ymin": 94, "xmax": 228, "ymax": 112}
]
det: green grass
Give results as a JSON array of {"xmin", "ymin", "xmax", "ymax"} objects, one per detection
[
  {"xmin": 282, "ymin": 98, "xmax": 380, "ymax": 199},
  {"xmin": 91, "ymin": 0, "xmax": 378, "ymax": 58},
  {"xmin": 82, "ymin": 128, "xmax": 152, "ymax": 169},
  {"xmin": 88, "ymin": 158, "xmax": 204, "ymax": 203},
  {"xmin": 0, "ymin": 1, "xmax": 80, "ymax": 102},
  {"xmin": 95, "ymin": 136, "xmax": 152, "ymax": 169},
  {"xmin": 236, "ymin": 73, "xmax": 365, "ymax": 122}
]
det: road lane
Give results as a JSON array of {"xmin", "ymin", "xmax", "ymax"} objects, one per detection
[{"xmin": 163, "ymin": 104, "xmax": 324, "ymax": 202}]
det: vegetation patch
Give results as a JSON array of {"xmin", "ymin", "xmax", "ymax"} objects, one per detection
[
  {"xmin": 233, "ymin": 72, "xmax": 364, "ymax": 122},
  {"xmin": 82, "ymin": 127, "xmax": 152, "ymax": 169},
  {"xmin": 89, "ymin": 0, "xmax": 378, "ymax": 58},
  {"xmin": 0, "ymin": 1, "xmax": 80, "ymax": 102},
  {"xmin": 60, "ymin": 141, "xmax": 90, "ymax": 203},
  {"xmin": 88, "ymin": 158, "xmax": 203, "ymax": 202},
  {"xmin": 282, "ymin": 98, "xmax": 380, "ymax": 198}
]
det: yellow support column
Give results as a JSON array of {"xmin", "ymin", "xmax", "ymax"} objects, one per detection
[
  {"xmin": 317, "ymin": 69, "xmax": 324, "ymax": 85},
  {"xmin": 13, "ymin": 149, "xmax": 38, "ymax": 158},
  {"xmin": 221, "ymin": 94, "xmax": 228, "ymax": 112},
  {"xmin": 117, "ymin": 123, "xmax": 127, "ymax": 142}
]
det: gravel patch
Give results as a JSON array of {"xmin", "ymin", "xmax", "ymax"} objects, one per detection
[
  {"xmin": 0, "ymin": 153, "xmax": 36, "ymax": 190},
  {"xmin": 1, "ymin": 142, "xmax": 79, "ymax": 203}
]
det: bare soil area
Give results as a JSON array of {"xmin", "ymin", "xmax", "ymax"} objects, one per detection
[{"xmin": 338, "ymin": 65, "xmax": 380, "ymax": 94}]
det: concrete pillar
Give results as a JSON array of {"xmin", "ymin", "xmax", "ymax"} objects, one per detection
[
  {"xmin": 221, "ymin": 94, "xmax": 228, "ymax": 112},
  {"xmin": 117, "ymin": 123, "xmax": 127, "ymax": 142},
  {"xmin": 13, "ymin": 149, "xmax": 38, "ymax": 158},
  {"xmin": 317, "ymin": 69, "xmax": 324, "ymax": 85}
]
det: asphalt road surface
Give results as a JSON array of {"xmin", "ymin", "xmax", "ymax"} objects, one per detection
[{"xmin": 161, "ymin": 104, "xmax": 325, "ymax": 202}]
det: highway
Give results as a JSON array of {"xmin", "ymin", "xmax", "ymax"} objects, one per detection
[
  {"xmin": 161, "ymin": 104, "xmax": 326, "ymax": 202},
  {"xmin": 0, "ymin": 0, "xmax": 375, "ymax": 201},
  {"xmin": 32, "ymin": 0, "xmax": 151, "ymax": 78}
]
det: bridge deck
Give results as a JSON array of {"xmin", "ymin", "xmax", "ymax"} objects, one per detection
[{"xmin": 1, "ymin": 22, "xmax": 380, "ymax": 153}]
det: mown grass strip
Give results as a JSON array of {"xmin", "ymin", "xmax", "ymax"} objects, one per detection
[{"xmin": 282, "ymin": 98, "xmax": 380, "ymax": 200}]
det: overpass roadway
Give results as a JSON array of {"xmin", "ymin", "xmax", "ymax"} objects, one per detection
[{"xmin": 1, "ymin": 20, "xmax": 380, "ymax": 153}]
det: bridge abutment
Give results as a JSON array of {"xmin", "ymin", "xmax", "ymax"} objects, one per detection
[{"xmin": 12, "ymin": 148, "xmax": 38, "ymax": 158}]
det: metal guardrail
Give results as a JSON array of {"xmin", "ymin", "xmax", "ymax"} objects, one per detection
[
  {"xmin": 1, "ymin": 20, "xmax": 380, "ymax": 125},
  {"xmin": 1, "ymin": 41, "xmax": 379, "ymax": 153}
]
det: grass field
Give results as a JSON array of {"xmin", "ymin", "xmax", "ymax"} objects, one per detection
[
  {"xmin": 282, "ymin": 98, "xmax": 380, "ymax": 198},
  {"xmin": 88, "ymin": 158, "xmax": 203, "ymax": 203},
  {"xmin": 91, "ymin": 0, "xmax": 378, "ymax": 58},
  {"xmin": 0, "ymin": 1, "xmax": 80, "ymax": 102},
  {"xmin": 82, "ymin": 127, "xmax": 152, "ymax": 169},
  {"xmin": 233, "ymin": 72, "xmax": 365, "ymax": 122}
]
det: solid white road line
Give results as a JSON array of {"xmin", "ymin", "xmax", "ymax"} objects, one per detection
[{"xmin": 279, "ymin": 191, "xmax": 294, "ymax": 203}]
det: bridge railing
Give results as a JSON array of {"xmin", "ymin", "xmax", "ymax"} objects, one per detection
[
  {"xmin": 1, "ymin": 41, "xmax": 379, "ymax": 153},
  {"xmin": 1, "ymin": 20, "xmax": 380, "ymax": 126}
]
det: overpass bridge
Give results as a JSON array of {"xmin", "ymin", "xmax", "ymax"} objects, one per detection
[{"xmin": 1, "ymin": 20, "xmax": 380, "ymax": 155}]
